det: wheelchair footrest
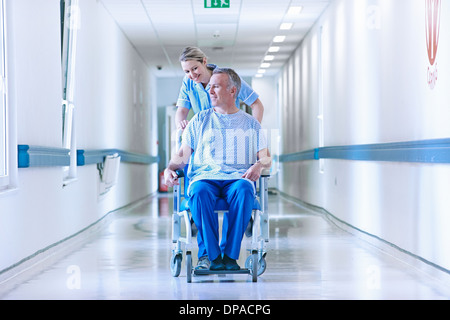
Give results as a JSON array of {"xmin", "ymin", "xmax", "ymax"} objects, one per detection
[{"xmin": 193, "ymin": 269, "xmax": 251, "ymax": 276}]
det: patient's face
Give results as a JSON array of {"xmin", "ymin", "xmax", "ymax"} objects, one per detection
[{"xmin": 209, "ymin": 73, "xmax": 236, "ymax": 108}]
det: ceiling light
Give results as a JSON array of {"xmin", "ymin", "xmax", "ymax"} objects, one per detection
[
  {"xmin": 255, "ymin": 74, "xmax": 263, "ymax": 78},
  {"xmin": 273, "ymin": 36, "xmax": 286, "ymax": 43},
  {"xmin": 287, "ymin": 6, "xmax": 302, "ymax": 15},
  {"xmin": 260, "ymin": 63, "xmax": 271, "ymax": 68},
  {"xmin": 257, "ymin": 69, "xmax": 266, "ymax": 74},
  {"xmin": 264, "ymin": 55, "xmax": 275, "ymax": 61},
  {"xmin": 280, "ymin": 22, "xmax": 293, "ymax": 30},
  {"xmin": 268, "ymin": 46, "xmax": 280, "ymax": 52}
]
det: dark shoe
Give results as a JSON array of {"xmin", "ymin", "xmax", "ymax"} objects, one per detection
[
  {"xmin": 245, "ymin": 218, "xmax": 253, "ymax": 238},
  {"xmin": 195, "ymin": 256, "xmax": 210, "ymax": 270},
  {"xmin": 223, "ymin": 255, "xmax": 240, "ymax": 271},
  {"xmin": 210, "ymin": 256, "xmax": 225, "ymax": 271}
]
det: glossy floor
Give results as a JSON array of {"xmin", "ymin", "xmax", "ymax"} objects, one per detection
[{"xmin": 1, "ymin": 193, "xmax": 449, "ymax": 300}]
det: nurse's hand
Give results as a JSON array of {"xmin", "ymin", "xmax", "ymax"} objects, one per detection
[{"xmin": 177, "ymin": 120, "xmax": 189, "ymax": 130}]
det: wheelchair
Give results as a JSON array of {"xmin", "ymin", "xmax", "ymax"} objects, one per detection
[{"xmin": 169, "ymin": 165, "xmax": 270, "ymax": 283}]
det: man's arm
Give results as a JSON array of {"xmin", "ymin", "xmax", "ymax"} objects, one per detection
[
  {"xmin": 164, "ymin": 144, "xmax": 193, "ymax": 187},
  {"xmin": 241, "ymin": 148, "xmax": 272, "ymax": 182}
]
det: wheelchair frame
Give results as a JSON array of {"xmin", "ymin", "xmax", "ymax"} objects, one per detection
[{"xmin": 169, "ymin": 169, "xmax": 270, "ymax": 283}]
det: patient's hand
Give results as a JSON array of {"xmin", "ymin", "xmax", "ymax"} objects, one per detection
[
  {"xmin": 164, "ymin": 169, "xmax": 180, "ymax": 187},
  {"xmin": 242, "ymin": 162, "xmax": 262, "ymax": 182}
]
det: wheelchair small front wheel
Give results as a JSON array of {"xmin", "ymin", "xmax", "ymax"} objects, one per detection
[
  {"xmin": 170, "ymin": 253, "xmax": 182, "ymax": 277},
  {"xmin": 186, "ymin": 251, "xmax": 192, "ymax": 283},
  {"xmin": 245, "ymin": 255, "xmax": 267, "ymax": 277},
  {"xmin": 251, "ymin": 253, "xmax": 258, "ymax": 282}
]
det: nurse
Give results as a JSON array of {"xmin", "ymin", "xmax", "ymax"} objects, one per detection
[
  {"xmin": 174, "ymin": 47, "xmax": 265, "ymax": 270},
  {"xmin": 175, "ymin": 46, "xmax": 264, "ymax": 130}
]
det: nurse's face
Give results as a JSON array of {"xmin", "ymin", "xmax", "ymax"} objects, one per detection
[{"xmin": 181, "ymin": 58, "xmax": 209, "ymax": 84}]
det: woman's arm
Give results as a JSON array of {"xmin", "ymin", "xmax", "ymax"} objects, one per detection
[
  {"xmin": 249, "ymin": 98, "xmax": 264, "ymax": 123},
  {"xmin": 175, "ymin": 107, "xmax": 190, "ymax": 130}
]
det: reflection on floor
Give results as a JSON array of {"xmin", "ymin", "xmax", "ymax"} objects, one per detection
[{"xmin": 1, "ymin": 193, "xmax": 449, "ymax": 300}]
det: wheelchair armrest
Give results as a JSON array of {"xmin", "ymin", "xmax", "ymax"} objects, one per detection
[{"xmin": 261, "ymin": 168, "xmax": 271, "ymax": 177}]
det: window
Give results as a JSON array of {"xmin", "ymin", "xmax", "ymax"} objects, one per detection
[
  {"xmin": 61, "ymin": 0, "xmax": 79, "ymax": 185},
  {"xmin": 0, "ymin": 0, "xmax": 8, "ymax": 189},
  {"xmin": 318, "ymin": 26, "xmax": 325, "ymax": 174}
]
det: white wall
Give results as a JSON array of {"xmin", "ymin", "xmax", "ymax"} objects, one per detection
[
  {"xmin": 0, "ymin": 0, "xmax": 157, "ymax": 274},
  {"xmin": 278, "ymin": 0, "xmax": 450, "ymax": 271},
  {"xmin": 252, "ymin": 76, "xmax": 280, "ymax": 188},
  {"xmin": 156, "ymin": 77, "xmax": 181, "ymax": 108},
  {"xmin": 252, "ymin": 76, "xmax": 278, "ymax": 131}
]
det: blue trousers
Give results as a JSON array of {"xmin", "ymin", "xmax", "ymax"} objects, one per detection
[{"xmin": 188, "ymin": 179, "xmax": 254, "ymax": 261}]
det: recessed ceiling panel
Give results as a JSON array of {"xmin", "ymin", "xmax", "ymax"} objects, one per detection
[{"xmin": 99, "ymin": 0, "xmax": 330, "ymax": 77}]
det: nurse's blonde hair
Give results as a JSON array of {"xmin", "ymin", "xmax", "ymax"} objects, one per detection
[{"xmin": 179, "ymin": 46, "xmax": 207, "ymax": 63}]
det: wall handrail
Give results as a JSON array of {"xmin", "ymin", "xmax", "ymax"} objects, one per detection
[
  {"xmin": 18, "ymin": 145, "xmax": 159, "ymax": 168},
  {"xmin": 18, "ymin": 145, "xmax": 70, "ymax": 168},
  {"xmin": 77, "ymin": 149, "xmax": 159, "ymax": 166},
  {"xmin": 278, "ymin": 138, "xmax": 450, "ymax": 164}
]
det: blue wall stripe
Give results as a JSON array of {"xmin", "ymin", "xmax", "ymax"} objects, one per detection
[
  {"xmin": 77, "ymin": 149, "xmax": 159, "ymax": 166},
  {"xmin": 21, "ymin": 138, "xmax": 450, "ymax": 168},
  {"xmin": 278, "ymin": 149, "xmax": 317, "ymax": 163},
  {"xmin": 18, "ymin": 145, "xmax": 70, "ymax": 168},
  {"xmin": 18, "ymin": 145, "xmax": 159, "ymax": 168},
  {"xmin": 18, "ymin": 145, "xmax": 30, "ymax": 168},
  {"xmin": 278, "ymin": 138, "xmax": 450, "ymax": 164}
]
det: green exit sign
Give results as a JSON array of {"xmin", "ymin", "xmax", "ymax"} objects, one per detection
[{"xmin": 204, "ymin": 0, "xmax": 230, "ymax": 8}]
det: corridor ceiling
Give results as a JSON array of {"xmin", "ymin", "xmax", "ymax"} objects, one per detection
[{"xmin": 100, "ymin": 0, "xmax": 330, "ymax": 77}]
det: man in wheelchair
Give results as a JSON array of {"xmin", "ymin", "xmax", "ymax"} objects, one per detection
[{"xmin": 164, "ymin": 67, "xmax": 271, "ymax": 271}]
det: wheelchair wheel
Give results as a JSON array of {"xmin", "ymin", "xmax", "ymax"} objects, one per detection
[
  {"xmin": 245, "ymin": 251, "xmax": 259, "ymax": 282},
  {"xmin": 251, "ymin": 253, "xmax": 258, "ymax": 282},
  {"xmin": 186, "ymin": 251, "xmax": 192, "ymax": 283},
  {"xmin": 245, "ymin": 254, "xmax": 267, "ymax": 277},
  {"xmin": 170, "ymin": 253, "xmax": 182, "ymax": 277}
]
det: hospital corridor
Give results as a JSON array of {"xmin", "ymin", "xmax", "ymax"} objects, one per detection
[
  {"xmin": 1, "ymin": 193, "xmax": 449, "ymax": 300},
  {"xmin": 1, "ymin": 0, "xmax": 450, "ymax": 302}
]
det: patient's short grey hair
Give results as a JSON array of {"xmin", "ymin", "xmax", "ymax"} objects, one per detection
[
  {"xmin": 179, "ymin": 46, "xmax": 207, "ymax": 63},
  {"xmin": 212, "ymin": 67, "xmax": 241, "ymax": 98}
]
